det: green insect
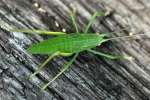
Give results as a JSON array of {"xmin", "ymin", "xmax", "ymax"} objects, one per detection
[{"xmin": 12, "ymin": 10, "xmax": 142, "ymax": 90}]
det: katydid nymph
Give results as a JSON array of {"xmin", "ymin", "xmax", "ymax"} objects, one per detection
[{"xmin": 12, "ymin": 11, "xmax": 144, "ymax": 91}]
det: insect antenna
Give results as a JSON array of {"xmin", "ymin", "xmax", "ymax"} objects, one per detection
[
  {"xmin": 88, "ymin": 33, "xmax": 146, "ymax": 60},
  {"xmin": 105, "ymin": 33, "xmax": 146, "ymax": 41},
  {"xmin": 102, "ymin": 26, "xmax": 131, "ymax": 35}
]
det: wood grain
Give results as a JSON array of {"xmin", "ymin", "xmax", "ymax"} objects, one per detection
[{"xmin": 0, "ymin": 0, "xmax": 150, "ymax": 100}]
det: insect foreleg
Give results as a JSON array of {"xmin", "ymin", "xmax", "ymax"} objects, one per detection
[
  {"xmin": 41, "ymin": 53, "xmax": 78, "ymax": 90},
  {"xmin": 28, "ymin": 52, "xmax": 59, "ymax": 79},
  {"xmin": 87, "ymin": 49, "xmax": 132, "ymax": 60}
]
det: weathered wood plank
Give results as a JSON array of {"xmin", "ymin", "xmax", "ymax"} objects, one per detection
[{"xmin": 0, "ymin": 0, "xmax": 150, "ymax": 100}]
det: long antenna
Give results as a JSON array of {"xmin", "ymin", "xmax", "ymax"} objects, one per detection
[
  {"xmin": 103, "ymin": 26, "xmax": 131, "ymax": 35},
  {"xmin": 104, "ymin": 33, "xmax": 146, "ymax": 42}
]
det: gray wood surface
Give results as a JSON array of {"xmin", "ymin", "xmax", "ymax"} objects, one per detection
[{"xmin": 0, "ymin": 0, "xmax": 150, "ymax": 100}]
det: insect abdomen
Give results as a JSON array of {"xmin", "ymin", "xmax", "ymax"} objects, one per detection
[
  {"xmin": 27, "ymin": 34, "xmax": 105, "ymax": 54},
  {"xmin": 61, "ymin": 34, "xmax": 99, "ymax": 53}
]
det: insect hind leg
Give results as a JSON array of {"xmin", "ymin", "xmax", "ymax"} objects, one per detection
[
  {"xmin": 28, "ymin": 52, "xmax": 59, "ymax": 80},
  {"xmin": 41, "ymin": 53, "xmax": 78, "ymax": 90},
  {"xmin": 11, "ymin": 29, "xmax": 66, "ymax": 35}
]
